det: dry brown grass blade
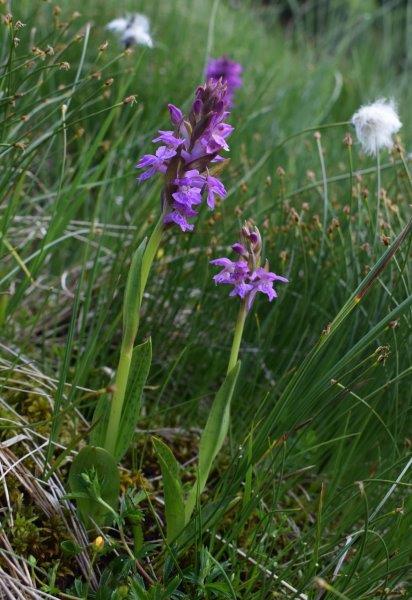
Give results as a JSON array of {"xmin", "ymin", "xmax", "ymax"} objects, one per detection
[
  {"xmin": 0, "ymin": 568, "xmax": 60, "ymax": 599},
  {"xmin": 0, "ymin": 445, "xmax": 97, "ymax": 591}
]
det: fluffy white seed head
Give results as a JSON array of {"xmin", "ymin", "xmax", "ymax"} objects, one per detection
[
  {"xmin": 106, "ymin": 14, "xmax": 153, "ymax": 48},
  {"xmin": 106, "ymin": 18, "xmax": 129, "ymax": 34},
  {"xmin": 351, "ymin": 99, "xmax": 402, "ymax": 156}
]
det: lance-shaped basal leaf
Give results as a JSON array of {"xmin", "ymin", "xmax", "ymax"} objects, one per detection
[
  {"xmin": 153, "ymin": 437, "xmax": 185, "ymax": 543},
  {"xmin": 114, "ymin": 337, "xmax": 152, "ymax": 461},
  {"xmin": 89, "ymin": 393, "xmax": 111, "ymax": 448},
  {"xmin": 123, "ymin": 237, "xmax": 147, "ymax": 350},
  {"xmin": 185, "ymin": 361, "xmax": 241, "ymax": 522},
  {"xmin": 68, "ymin": 446, "xmax": 120, "ymax": 528}
]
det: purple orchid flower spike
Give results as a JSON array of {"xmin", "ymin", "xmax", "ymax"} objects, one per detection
[
  {"xmin": 136, "ymin": 80, "xmax": 233, "ymax": 232},
  {"xmin": 211, "ymin": 221, "xmax": 288, "ymax": 311},
  {"xmin": 205, "ymin": 55, "xmax": 243, "ymax": 106}
]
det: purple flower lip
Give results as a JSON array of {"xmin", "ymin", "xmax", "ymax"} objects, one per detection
[
  {"xmin": 211, "ymin": 222, "xmax": 288, "ymax": 311},
  {"xmin": 136, "ymin": 80, "xmax": 233, "ymax": 231},
  {"xmin": 152, "ymin": 130, "xmax": 185, "ymax": 148},
  {"xmin": 174, "ymin": 169, "xmax": 204, "ymax": 188},
  {"xmin": 164, "ymin": 211, "xmax": 194, "ymax": 232},
  {"xmin": 136, "ymin": 146, "xmax": 176, "ymax": 181}
]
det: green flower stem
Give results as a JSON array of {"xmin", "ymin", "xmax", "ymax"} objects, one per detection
[
  {"xmin": 104, "ymin": 216, "xmax": 164, "ymax": 456},
  {"xmin": 227, "ymin": 301, "xmax": 247, "ymax": 374},
  {"xmin": 104, "ymin": 342, "xmax": 133, "ymax": 455}
]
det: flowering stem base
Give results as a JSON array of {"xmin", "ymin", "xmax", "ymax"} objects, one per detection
[
  {"xmin": 103, "ymin": 216, "xmax": 164, "ymax": 457},
  {"xmin": 104, "ymin": 344, "xmax": 133, "ymax": 455}
]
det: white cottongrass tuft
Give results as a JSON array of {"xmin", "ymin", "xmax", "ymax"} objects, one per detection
[
  {"xmin": 106, "ymin": 14, "xmax": 154, "ymax": 48},
  {"xmin": 351, "ymin": 98, "xmax": 402, "ymax": 156}
]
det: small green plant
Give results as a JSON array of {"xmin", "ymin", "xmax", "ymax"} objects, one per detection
[{"xmin": 67, "ymin": 77, "xmax": 291, "ymax": 542}]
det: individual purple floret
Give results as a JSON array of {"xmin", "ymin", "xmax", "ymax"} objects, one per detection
[
  {"xmin": 136, "ymin": 146, "xmax": 177, "ymax": 181},
  {"xmin": 211, "ymin": 221, "xmax": 288, "ymax": 311},
  {"xmin": 136, "ymin": 79, "xmax": 233, "ymax": 232},
  {"xmin": 205, "ymin": 56, "xmax": 243, "ymax": 106}
]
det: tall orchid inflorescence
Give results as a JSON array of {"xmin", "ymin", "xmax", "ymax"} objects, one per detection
[
  {"xmin": 137, "ymin": 79, "xmax": 233, "ymax": 232},
  {"xmin": 206, "ymin": 56, "xmax": 243, "ymax": 106},
  {"xmin": 211, "ymin": 221, "xmax": 288, "ymax": 312}
]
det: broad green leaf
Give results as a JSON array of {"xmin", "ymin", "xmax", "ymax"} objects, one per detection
[
  {"xmin": 152, "ymin": 437, "xmax": 185, "ymax": 543},
  {"xmin": 185, "ymin": 361, "xmax": 241, "ymax": 522},
  {"xmin": 123, "ymin": 237, "xmax": 147, "ymax": 350},
  {"xmin": 68, "ymin": 445, "xmax": 120, "ymax": 528},
  {"xmin": 60, "ymin": 540, "xmax": 82, "ymax": 557},
  {"xmin": 114, "ymin": 337, "xmax": 152, "ymax": 461},
  {"xmin": 89, "ymin": 393, "xmax": 111, "ymax": 447}
]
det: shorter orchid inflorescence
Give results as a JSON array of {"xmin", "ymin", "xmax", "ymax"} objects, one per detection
[
  {"xmin": 211, "ymin": 222, "xmax": 288, "ymax": 312},
  {"xmin": 205, "ymin": 56, "xmax": 243, "ymax": 106},
  {"xmin": 137, "ymin": 79, "xmax": 233, "ymax": 232}
]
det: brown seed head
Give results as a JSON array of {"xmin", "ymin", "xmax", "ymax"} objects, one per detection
[
  {"xmin": 123, "ymin": 95, "xmax": 137, "ymax": 105},
  {"xmin": 343, "ymin": 132, "xmax": 353, "ymax": 146}
]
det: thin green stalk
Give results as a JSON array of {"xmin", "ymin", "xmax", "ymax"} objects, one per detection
[
  {"xmin": 103, "ymin": 216, "xmax": 164, "ymax": 455},
  {"xmin": 375, "ymin": 145, "xmax": 381, "ymax": 242},
  {"xmin": 227, "ymin": 302, "xmax": 247, "ymax": 374},
  {"xmin": 347, "ymin": 140, "xmax": 354, "ymax": 211},
  {"xmin": 398, "ymin": 147, "xmax": 412, "ymax": 188},
  {"xmin": 315, "ymin": 132, "xmax": 328, "ymax": 261},
  {"xmin": 203, "ymin": 0, "xmax": 221, "ymax": 73}
]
